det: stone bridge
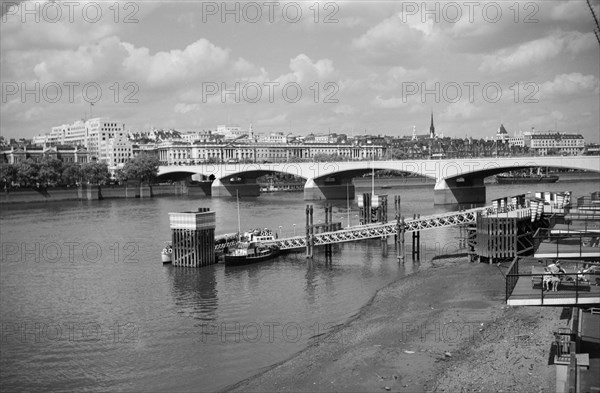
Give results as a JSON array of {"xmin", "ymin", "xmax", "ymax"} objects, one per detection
[{"xmin": 157, "ymin": 156, "xmax": 599, "ymax": 204}]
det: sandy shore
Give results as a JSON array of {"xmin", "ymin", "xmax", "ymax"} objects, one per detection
[{"xmin": 224, "ymin": 257, "xmax": 567, "ymax": 392}]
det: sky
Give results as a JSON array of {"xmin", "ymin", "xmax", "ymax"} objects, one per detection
[{"xmin": 1, "ymin": 0, "xmax": 599, "ymax": 142}]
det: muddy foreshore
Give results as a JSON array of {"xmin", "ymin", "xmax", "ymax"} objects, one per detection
[{"xmin": 224, "ymin": 257, "xmax": 566, "ymax": 392}]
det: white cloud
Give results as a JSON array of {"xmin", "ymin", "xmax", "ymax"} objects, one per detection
[
  {"xmin": 352, "ymin": 12, "xmax": 432, "ymax": 62},
  {"xmin": 479, "ymin": 31, "xmax": 596, "ymax": 74},
  {"xmin": 276, "ymin": 54, "xmax": 335, "ymax": 85},
  {"xmin": 33, "ymin": 36, "xmax": 129, "ymax": 82},
  {"xmin": 539, "ymin": 73, "xmax": 600, "ymax": 98},
  {"xmin": 122, "ymin": 39, "xmax": 231, "ymax": 88}
]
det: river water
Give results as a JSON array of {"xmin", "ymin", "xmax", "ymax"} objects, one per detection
[{"xmin": 0, "ymin": 175, "xmax": 597, "ymax": 392}]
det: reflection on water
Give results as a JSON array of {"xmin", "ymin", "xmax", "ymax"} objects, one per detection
[{"xmin": 167, "ymin": 266, "xmax": 219, "ymax": 323}]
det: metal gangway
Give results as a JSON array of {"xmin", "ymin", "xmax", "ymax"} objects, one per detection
[{"xmin": 261, "ymin": 206, "xmax": 501, "ymax": 251}]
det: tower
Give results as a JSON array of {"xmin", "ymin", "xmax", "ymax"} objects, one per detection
[{"xmin": 429, "ymin": 112, "xmax": 435, "ymax": 139}]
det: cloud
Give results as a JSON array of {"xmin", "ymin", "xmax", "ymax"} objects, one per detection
[
  {"xmin": 276, "ymin": 54, "xmax": 335, "ymax": 85},
  {"xmin": 333, "ymin": 104, "xmax": 356, "ymax": 115},
  {"xmin": 549, "ymin": 0, "xmax": 598, "ymax": 22},
  {"xmin": 259, "ymin": 113, "xmax": 288, "ymax": 126},
  {"xmin": 352, "ymin": 12, "xmax": 433, "ymax": 64},
  {"xmin": 373, "ymin": 95, "xmax": 407, "ymax": 109},
  {"xmin": 479, "ymin": 31, "xmax": 596, "ymax": 73},
  {"xmin": 122, "ymin": 38, "xmax": 231, "ymax": 88},
  {"xmin": 33, "ymin": 36, "xmax": 129, "ymax": 82},
  {"xmin": 539, "ymin": 73, "xmax": 600, "ymax": 98},
  {"xmin": 174, "ymin": 103, "xmax": 199, "ymax": 114},
  {"xmin": 0, "ymin": 1, "xmax": 161, "ymax": 51},
  {"xmin": 442, "ymin": 100, "xmax": 480, "ymax": 120}
]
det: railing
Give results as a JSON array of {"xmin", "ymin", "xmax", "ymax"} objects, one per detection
[
  {"xmin": 506, "ymin": 258, "xmax": 600, "ymax": 304},
  {"xmin": 522, "ymin": 271, "xmax": 594, "ymax": 304},
  {"xmin": 505, "ymin": 257, "xmax": 520, "ymax": 302},
  {"xmin": 564, "ymin": 211, "xmax": 600, "ymax": 228},
  {"xmin": 533, "ymin": 227, "xmax": 600, "ymax": 257},
  {"xmin": 263, "ymin": 207, "xmax": 489, "ymax": 250}
]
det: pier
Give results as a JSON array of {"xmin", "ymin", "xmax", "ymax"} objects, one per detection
[
  {"xmin": 263, "ymin": 205, "xmax": 508, "ymax": 251},
  {"xmin": 169, "ymin": 190, "xmax": 596, "ymax": 268}
]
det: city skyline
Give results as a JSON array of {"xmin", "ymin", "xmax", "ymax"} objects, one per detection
[{"xmin": 1, "ymin": 1, "xmax": 599, "ymax": 142}]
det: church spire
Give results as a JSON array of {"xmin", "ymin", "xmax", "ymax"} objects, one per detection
[{"xmin": 429, "ymin": 111, "xmax": 435, "ymax": 139}]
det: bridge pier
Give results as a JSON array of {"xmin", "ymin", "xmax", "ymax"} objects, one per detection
[
  {"xmin": 211, "ymin": 178, "xmax": 260, "ymax": 198},
  {"xmin": 434, "ymin": 178, "xmax": 486, "ymax": 205},
  {"xmin": 303, "ymin": 178, "xmax": 355, "ymax": 201}
]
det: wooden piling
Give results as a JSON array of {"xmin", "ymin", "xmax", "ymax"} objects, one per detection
[
  {"xmin": 324, "ymin": 204, "xmax": 332, "ymax": 257},
  {"xmin": 169, "ymin": 208, "xmax": 216, "ymax": 267},
  {"xmin": 395, "ymin": 196, "xmax": 403, "ymax": 261},
  {"xmin": 400, "ymin": 216, "xmax": 406, "ymax": 262},
  {"xmin": 305, "ymin": 204, "xmax": 314, "ymax": 259},
  {"xmin": 412, "ymin": 213, "xmax": 421, "ymax": 260}
]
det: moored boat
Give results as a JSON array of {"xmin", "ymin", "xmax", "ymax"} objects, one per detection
[
  {"xmin": 496, "ymin": 167, "xmax": 559, "ymax": 184},
  {"xmin": 161, "ymin": 241, "xmax": 172, "ymax": 263},
  {"xmin": 496, "ymin": 174, "xmax": 559, "ymax": 184},
  {"xmin": 223, "ymin": 229, "xmax": 279, "ymax": 266}
]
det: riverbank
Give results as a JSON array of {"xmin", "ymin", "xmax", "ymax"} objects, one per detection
[
  {"xmin": 0, "ymin": 182, "xmax": 212, "ymax": 204},
  {"xmin": 225, "ymin": 257, "xmax": 565, "ymax": 392}
]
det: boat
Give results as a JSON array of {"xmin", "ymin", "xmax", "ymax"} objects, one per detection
[
  {"xmin": 161, "ymin": 241, "xmax": 172, "ymax": 263},
  {"xmin": 496, "ymin": 168, "xmax": 559, "ymax": 184},
  {"xmin": 223, "ymin": 229, "xmax": 280, "ymax": 266},
  {"xmin": 223, "ymin": 191, "xmax": 280, "ymax": 266},
  {"xmin": 496, "ymin": 174, "xmax": 559, "ymax": 184}
]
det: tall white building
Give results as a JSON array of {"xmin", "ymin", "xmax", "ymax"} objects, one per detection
[
  {"xmin": 85, "ymin": 118, "xmax": 127, "ymax": 160},
  {"xmin": 35, "ymin": 118, "xmax": 127, "ymax": 162},
  {"xmin": 33, "ymin": 119, "xmax": 88, "ymax": 146},
  {"xmin": 99, "ymin": 136, "xmax": 133, "ymax": 167}
]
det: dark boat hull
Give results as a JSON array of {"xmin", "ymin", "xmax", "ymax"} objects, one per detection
[
  {"xmin": 496, "ymin": 175, "xmax": 559, "ymax": 184},
  {"xmin": 224, "ymin": 249, "xmax": 280, "ymax": 266}
]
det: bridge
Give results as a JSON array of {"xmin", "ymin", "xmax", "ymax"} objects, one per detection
[
  {"xmin": 259, "ymin": 206, "xmax": 495, "ymax": 250},
  {"xmin": 157, "ymin": 156, "xmax": 599, "ymax": 205}
]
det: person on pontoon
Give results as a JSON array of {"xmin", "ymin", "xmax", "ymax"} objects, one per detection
[
  {"xmin": 544, "ymin": 261, "xmax": 568, "ymax": 291},
  {"xmin": 547, "ymin": 261, "xmax": 566, "ymax": 276}
]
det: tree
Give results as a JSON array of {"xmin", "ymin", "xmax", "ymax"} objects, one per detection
[
  {"xmin": 121, "ymin": 153, "xmax": 160, "ymax": 183},
  {"xmin": 81, "ymin": 162, "xmax": 110, "ymax": 185},
  {"xmin": 38, "ymin": 157, "xmax": 63, "ymax": 186},
  {"xmin": 0, "ymin": 164, "xmax": 18, "ymax": 189},
  {"xmin": 114, "ymin": 168, "xmax": 128, "ymax": 184},
  {"xmin": 61, "ymin": 163, "xmax": 82, "ymax": 186},
  {"xmin": 16, "ymin": 159, "xmax": 40, "ymax": 187}
]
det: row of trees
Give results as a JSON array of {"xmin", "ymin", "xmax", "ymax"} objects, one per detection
[
  {"xmin": 0, "ymin": 154, "xmax": 159, "ymax": 189},
  {"xmin": 0, "ymin": 158, "xmax": 110, "ymax": 188}
]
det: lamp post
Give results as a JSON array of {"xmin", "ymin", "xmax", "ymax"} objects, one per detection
[
  {"xmin": 279, "ymin": 225, "xmax": 282, "ymax": 238},
  {"xmin": 293, "ymin": 223, "xmax": 296, "ymax": 236}
]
